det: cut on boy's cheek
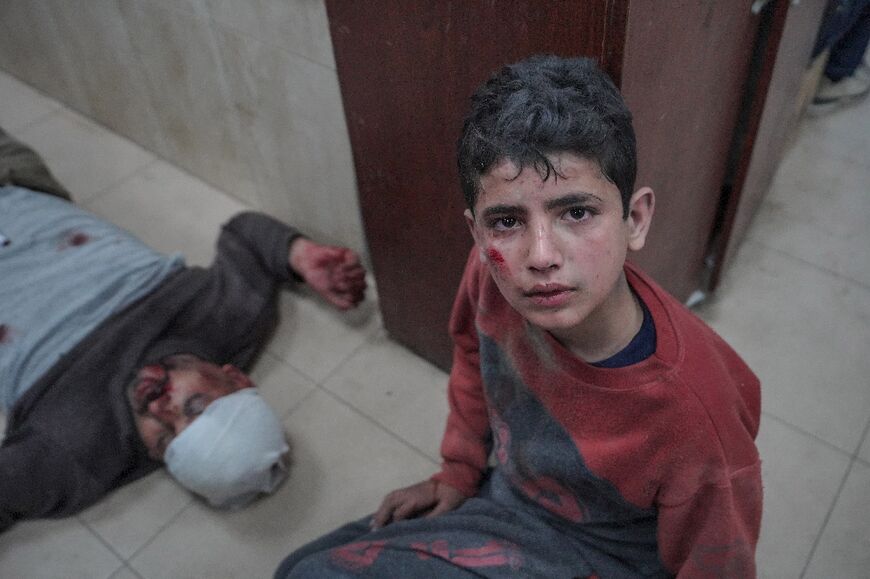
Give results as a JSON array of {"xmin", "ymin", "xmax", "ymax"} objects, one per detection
[{"xmin": 486, "ymin": 247, "xmax": 508, "ymax": 274}]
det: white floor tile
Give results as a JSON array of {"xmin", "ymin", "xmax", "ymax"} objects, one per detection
[
  {"xmin": 748, "ymin": 200, "xmax": 870, "ymax": 288},
  {"xmin": 78, "ymin": 470, "xmax": 193, "ymax": 560},
  {"xmin": 698, "ymin": 240, "xmax": 870, "ymax": 454},
  {"xmin": 749, "ymin": 137, "xmax": 870, "ymax": 287},
  {"xmin": 267, "ymin": 289, "xmax": 381, "ymax": 383},
  {"xmin": 14, "ymin": 108, "xmax": 155, "ymax": 203},
  {"xmin": 248, "ymin": 350, "xmax": 318, "ymax": 420},
  {"xmin": 0, "ymin": 70, "xmax": 60, "ymax": 133},
  {"xmin": 0, "ymin": 516, "xmax": 123, "ymax": 579},
  {"xmin": 803, "ymin": 460, "xmax": 870, "ymax": 579},
  {"xmin": 128, "ymin": 389, "xmax": 436, "ymax": 579},
  {"xmin": 82, "ymin": 159, "xmax": 247, "ymax": 267},
  {"xmin": 755, "ymin": 416, "xmax": 851, "ymax": 579},
  {"xmin": 765, "ymin": 149, "xmax": 869, "ymax": 241},
  {"xmin": 799, "ymin": 94, "xmax": 870, "ymax": 166},
  {"xmin": 322, "ymin": 331, "xmax": 449, "ymax": 461}
]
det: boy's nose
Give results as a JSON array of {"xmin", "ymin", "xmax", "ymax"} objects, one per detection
[{"xmin": 526, "ymin": 223, "xmax": 561, "ymax": 272}]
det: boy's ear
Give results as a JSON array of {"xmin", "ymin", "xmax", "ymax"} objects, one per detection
[
  {"xmin": 464, "ymin": 209, "xmax": 488, "ymax": 263},
  {"xmin": 221, "ymin": 364, "xmax": 254, "ymax": 391},
  {"xmin": 626, "ymin": 187, "xmax": 655, "ymax": 252}
]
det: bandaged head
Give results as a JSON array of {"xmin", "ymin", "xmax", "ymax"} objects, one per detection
[{"xmin": 164, "ymin": 388, "xmax": 289, "ymax": 509}]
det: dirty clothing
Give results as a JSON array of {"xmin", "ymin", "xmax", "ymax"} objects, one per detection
[
  {"xmin": 278, "ymin": 250, "xmax": 761, "ymax": 578},
  {"xmin": 0, "ymin": 200, "xmax": 300, "ymax": 531}
]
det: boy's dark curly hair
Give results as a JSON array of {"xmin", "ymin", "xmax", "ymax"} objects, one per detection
[{"xmin": 458, "ymin": 55, "xmax": 637, "ymax": 217}]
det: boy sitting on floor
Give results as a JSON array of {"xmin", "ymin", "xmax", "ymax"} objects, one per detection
[{"xmin": 275, "ymin": 55, "xmax": 762, "ymax": 578}]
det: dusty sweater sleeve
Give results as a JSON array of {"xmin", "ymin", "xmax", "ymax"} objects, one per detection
[
  {"xmin": 217, "ymin": 211, "xmax": 302, "ymax": 282},
  {"xmin": 143, "ymin": 211, "xmax": 304, "ymax": 367},
  {"xmin": 0, "ymin": 433, "xmax": 104, "ymax": 532},
  {"xmin": 657, "ymin": 462, "xmax": 763, "ymax": 578},
  {"xmin": 430, "ymin": 251, "xmax": 492, "ymax": 497}
]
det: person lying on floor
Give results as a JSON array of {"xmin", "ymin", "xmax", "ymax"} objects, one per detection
[
  {"xmin": 0, "ymin": 128, "xmax": 367, "ymax": 532},
  {"xmin": 275, "ymin": 55, "xmax": 762, "ymax": 578}
]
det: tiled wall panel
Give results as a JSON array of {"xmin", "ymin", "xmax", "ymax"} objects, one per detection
[{"xmin": 0, "ymin": 0, "xmax": 365, "ymax": 254}]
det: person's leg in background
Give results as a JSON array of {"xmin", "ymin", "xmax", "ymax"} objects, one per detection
[
  {"xmin": 0, "ymin": 128, "xmax": 71, "ymax": 201},
  {"xmin": 811, "ymin": 0, "xmax": 870, "ymax": 112}
]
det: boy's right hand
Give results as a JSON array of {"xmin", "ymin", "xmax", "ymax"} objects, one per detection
[{"xmin": 371, "ymin": 479, "xmax": 466, "ymax": 529}]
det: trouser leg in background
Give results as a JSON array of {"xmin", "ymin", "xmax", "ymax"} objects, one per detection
[{"xmin": 813, "ymin": 0, "xmax": 870, "ymax": 80}]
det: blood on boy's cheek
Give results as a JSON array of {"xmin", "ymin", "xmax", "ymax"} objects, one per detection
[{"xmin": 486, "ymin": 247, "xmax": 508, "ymax": 274}]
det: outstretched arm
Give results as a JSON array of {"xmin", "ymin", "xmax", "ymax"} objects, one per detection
[{"xmin": 288, "ymin": 237, "xmax": 366, "ymax": 310}]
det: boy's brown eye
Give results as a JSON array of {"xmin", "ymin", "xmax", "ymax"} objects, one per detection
[
  {"xmin": 493, "ymin": 217, "xmax": 518, "ymax": 230},
  {"xmin": 567, "ymin": 207, "xmax": 588, "ymax": 220}
]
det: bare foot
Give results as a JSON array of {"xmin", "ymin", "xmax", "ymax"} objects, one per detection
[{"xmin": 288, "ymin": 237, "xmax": 367, "ymax": 310}]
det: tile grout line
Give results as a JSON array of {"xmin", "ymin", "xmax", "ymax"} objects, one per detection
[
  {"xmin": 278, "ymin": 383, "xmax": 320, "ymax": 423},
  {"xmin": 798, "ymin": 457, "xmax": 856, "ymax": 578},
  {"xmin": 124, "ymin": 495, "xmax": 197, "ymax": 567},
  {"xmin": 315, "ymin": 326, "xmax": 384, "ymax": 387},
  {"xmin": 303, "ymin": 383, "xmax": 440, "ymax": 469},
  {"xmin": 255, "ymin": 350, "xmax": 320, "ymax": 422},
  {"xmin": 104, "ymin": 562, "xmax": 145, "ymax": 579},
  {"xmin": 23, "ymin": 99, "xmax": 252, "ymax": 214},
  {"xmin": 16, "ymin": 102, "xmax": 168, "ymax": 203},
  {"xmin": 3, "ymin": 105, "xmax": 63, "ymax": 137},
  {"xmin": 76, "ymin": 516, "xmax": 128, "ymax": 570},
  {"xmin": 206, "ymin": 11, "xmax": 338, "ymax": 73},
  {"xmin": 760, "ymin": 410, "xmax": 857, "ymax": 460},
  {"xmin": 742, "ymin": 237, "xmax": 870, "ymax": 294},
  {"xmin": 78, "ymin": 157, "xmax": 161, "ymax": 208},
  {"xmin": 265, "ymin": 314, "xmax": 383, "ymax": 387},
  {"xmin": 848, "ymin": 416, "xmax": 870, "ymax": 466},
  {"xmin": 795, "ymin": 369, "xmax": 870, "ymax": 578}
]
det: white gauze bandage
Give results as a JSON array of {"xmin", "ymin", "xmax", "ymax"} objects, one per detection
[{"xmin": 165, "ymin": 388, "xmax": 289, "ymax": 509}]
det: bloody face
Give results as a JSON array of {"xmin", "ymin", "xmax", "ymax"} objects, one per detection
[
  {"xmin": 466, "ymin": 153, "xmax": 651, "ymax": 358},
  {"xmin": 127, "ymin": 355, "xmax": 252, "ymax": 460}
]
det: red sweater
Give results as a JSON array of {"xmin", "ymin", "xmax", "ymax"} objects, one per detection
[{"xmin": 432, "ymin": 250, "xmax": 762, "ymax": 578}]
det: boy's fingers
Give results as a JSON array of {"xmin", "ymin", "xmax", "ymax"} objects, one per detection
[
  {"xmin": 390, "ymin": 501, "xmax": 416, "ymax": 523},
  {"xmin": 342, "ymin": 268, "xmax": 366, "ymax": 280},
  {"xmin": 372, "ymin": 498, "xmax": 398, "ymax": 528},
  {"xmin": 426, "ymin": 501, "xmax": 449, "ymax": 518},
  {"xmin": 426, "ymin": 496, "xmax": 457, "ymax": 518},
  {"xmin": 340, "ymin": 248, "xmax": 361, "ymax": 265}
]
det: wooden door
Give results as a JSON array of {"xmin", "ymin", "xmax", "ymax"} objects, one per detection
[
  {"xmin": 327, "ymin": 1, "xmax": 791, "ymax": 371},
  {"xmin": 619, "ymin": 0, "xmax": 764, "ymax": 301},
  {"xmin": 709, "ymin": 0, "xmax": 828, "ymax": 288},
  {"xmin": 326, "ymin": 1, "xmax": 627, "ymax": 370}
]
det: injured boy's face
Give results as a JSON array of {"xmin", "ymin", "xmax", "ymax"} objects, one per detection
[
  {"xmin": 464, "ymin": 152, "xmax": 654, "ymax": 362},
  {"xmin": 127, "ymin": 355, "xmax": 253, "ymax": 461}
]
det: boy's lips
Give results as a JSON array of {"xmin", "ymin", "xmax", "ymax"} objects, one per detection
[{"xmin": 523, "ymin": 283, "xmax": 575, "ymax": 307}]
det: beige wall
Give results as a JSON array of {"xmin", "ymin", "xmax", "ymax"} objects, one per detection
[{"xmin": 0, "ymin": 0, "xmax": 367, "ymax": 255}]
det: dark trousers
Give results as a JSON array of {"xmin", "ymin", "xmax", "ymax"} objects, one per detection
[{"xmin": 813, "ymin": 0, "xmax": 870, "ymax": 80}]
